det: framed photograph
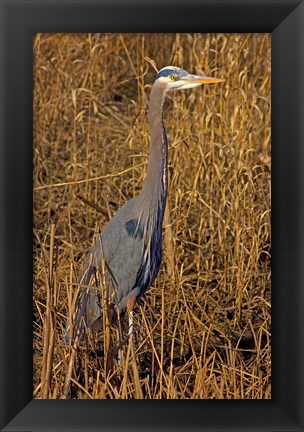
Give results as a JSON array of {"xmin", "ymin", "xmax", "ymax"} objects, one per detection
[{"xmin": 1, "ymin": 0, "xmax": 303, "ymax": 431}]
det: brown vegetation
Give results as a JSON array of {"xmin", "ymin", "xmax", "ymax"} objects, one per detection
[{"xmin": 33, "ymin": 33, "xmax": 271, "ymax": 399}]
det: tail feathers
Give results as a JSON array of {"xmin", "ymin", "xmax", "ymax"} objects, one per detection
[
  {"xmin": 64, "ymin": 289, "xmax": 90, "ymax": 344},
  {"xmin": 64, "ymin": 264, "xmax": 102, "ymax": 344}
]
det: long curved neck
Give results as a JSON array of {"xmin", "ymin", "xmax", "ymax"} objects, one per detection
[{"xmin": 140, "ymin": 83, "xmax": 168, "ymax": 210}]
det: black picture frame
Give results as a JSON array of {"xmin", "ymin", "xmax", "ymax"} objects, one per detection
[{"xmin": 1, "ymin": 0, "xmax": 303, "ymax": 431}]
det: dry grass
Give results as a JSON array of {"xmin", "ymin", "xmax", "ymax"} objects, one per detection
[{"xmin": 33, "ymin": 33, "xmax": 271, "ymax": 399}]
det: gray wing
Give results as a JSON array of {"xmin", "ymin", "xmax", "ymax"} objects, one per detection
[{"xmin": 65, "ymin": 198, "xmax": 145, "ymax": 341}]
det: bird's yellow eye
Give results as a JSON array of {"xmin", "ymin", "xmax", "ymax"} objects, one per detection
[{"xmin": 170, "ymin": 75, "xmax": 177, "ymax": 81}]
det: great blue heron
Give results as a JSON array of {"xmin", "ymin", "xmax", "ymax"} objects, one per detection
[{"xmin": 66, "ymin": 66, "xmax": 223, "ymax": 344}]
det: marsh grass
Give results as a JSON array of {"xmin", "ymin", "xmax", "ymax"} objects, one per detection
[{"xmin": 33, "ymin": 33, "xmax": 271, "ymax": 399}]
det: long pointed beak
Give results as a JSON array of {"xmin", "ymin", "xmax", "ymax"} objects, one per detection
[{"xmin": 186, "ymin": 74, "xmax": 225, "ymax": 84}]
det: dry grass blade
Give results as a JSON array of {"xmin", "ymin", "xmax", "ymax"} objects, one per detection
[{"xmin": 40, "ymin": 223, "xmax": 57, "ymax": 399}]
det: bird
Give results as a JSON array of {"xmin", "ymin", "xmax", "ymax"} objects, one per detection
[{"xmin": 65, "ymin": 66, "xmax": 224, "ymax": 344}]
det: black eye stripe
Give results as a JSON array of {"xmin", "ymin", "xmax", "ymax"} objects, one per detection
[{"xmin": 155, "ymin": 69, "xmax": 176, "ymax": 80}]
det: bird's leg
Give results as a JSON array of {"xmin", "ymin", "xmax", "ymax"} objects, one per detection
[
  {"xmin": 126, "ymin": 296, "xmax": 143, "ymax": 398},
  {"xmin": 115, "ymin": 306, "xmax": 123, "ymax": 367},
  {"xmin": 126, "ymin": 296, "xmax": 138, "ymax": 358},
  {"xmin": 116, "ymin": 327, "xmax": 122, "ymax": 366},
  {"xmin": 126, "ymin": 296, "xmax": 136, "ymax": 338},
  {"xmin": 128, "ymin": 310, "xmax": 134, "ymax": 337}
]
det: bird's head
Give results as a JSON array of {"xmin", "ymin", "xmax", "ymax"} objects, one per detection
[{"xmin": 154, "ymin": 66, "xmax": 224, "ymax": 92}]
